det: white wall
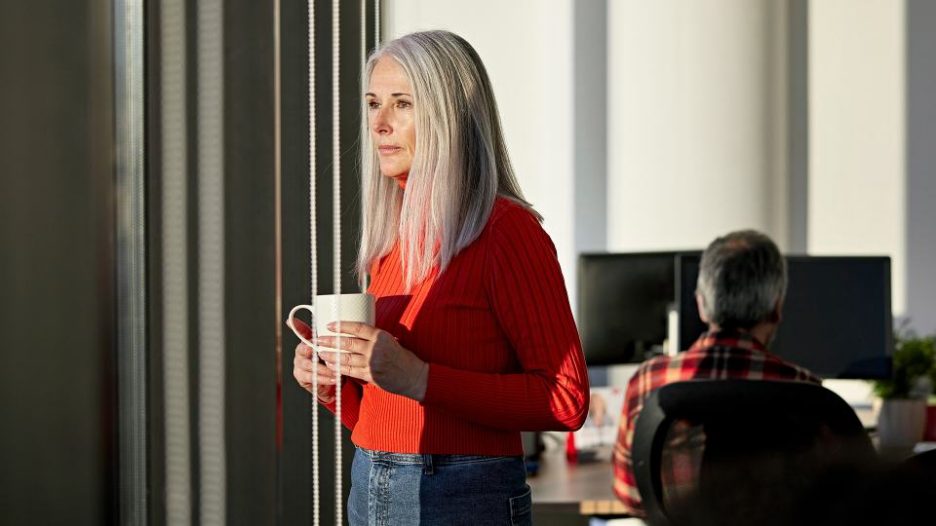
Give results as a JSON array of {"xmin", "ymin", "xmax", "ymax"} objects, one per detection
[
  {"xmin": 384, "ymin": 0, "xmax": 578, "ymax": 296},
  {"xmin": 606, "ymin": 0, "xmax": 788, "ymax": 252},
  {"xmin": 808, "ymin": 0, "xmax": 906, "ymax": 315}
]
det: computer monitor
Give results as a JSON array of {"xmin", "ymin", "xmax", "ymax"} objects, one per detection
[
  {"xmin": 578, "ymin": 252, "xmax": 699, "ymax": 365},
  {"xmin": 676, "ymin": 254, "xmax": 893, "ymax": 379}
]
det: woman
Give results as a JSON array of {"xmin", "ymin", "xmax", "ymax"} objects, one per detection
[{"xmin": 292, "ymin": 30, "xmax": 589, "ymax": 525}]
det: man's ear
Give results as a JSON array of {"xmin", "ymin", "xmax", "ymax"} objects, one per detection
[
  {"xmin": 767, "ymin": 296, "xmax": 783, "ymax": 324},
  {"xmin": 695, "ymin": 292, "xmax": 710, "ymax": 324}
]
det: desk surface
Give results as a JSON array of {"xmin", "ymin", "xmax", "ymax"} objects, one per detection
[
  {"xmin": 528, "ymin": 446, "xmax": 627, "ymax": 515},
  {"xmin": 526, "ymin": 407, "xmax": 921, "ymax": 517}
]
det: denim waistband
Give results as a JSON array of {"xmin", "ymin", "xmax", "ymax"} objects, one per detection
[{"xmin": 356, "ymin": 446, "xmax": 522, "ymax": 467}]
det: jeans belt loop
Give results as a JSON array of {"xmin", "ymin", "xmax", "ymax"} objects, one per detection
[{"xmin": 422, "ymin": 454, "xmax": 434, "ymax": 476}]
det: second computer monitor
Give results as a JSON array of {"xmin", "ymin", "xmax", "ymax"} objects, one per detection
[
  {"xmin": 579, "ymin": 252, "xmax": 698, "ymax": 365},
  {"xmin": 676, "ymin": 254, "xmax": 893, "ymax": 379}
]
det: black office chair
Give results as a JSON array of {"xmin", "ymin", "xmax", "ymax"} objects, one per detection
[
  {"xmin": 817, "ymin": 446, "xmax": 936, "ymax": 526},
  {"xmin": 632, "ymin": 380, "xmax": 876, "ymax": 526}
]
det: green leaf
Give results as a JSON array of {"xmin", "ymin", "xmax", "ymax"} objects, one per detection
[{"xmin": 872, "ymin": 331, "xmax": 936, "ymax": 399}]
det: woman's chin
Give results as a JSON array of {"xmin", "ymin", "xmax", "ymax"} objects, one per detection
[{"xmin": 381, "ymin": 172, "xmax": 409, "ymax": 183}]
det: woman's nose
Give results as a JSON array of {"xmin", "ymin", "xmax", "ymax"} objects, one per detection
[{"xmin": 372, "ymin": 108, "xmax": 391, "ymax": 134}]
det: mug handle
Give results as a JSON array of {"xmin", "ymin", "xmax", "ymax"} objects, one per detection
[{"xmin": 286, "ymin": 304, "xmax": 350, "ymax": 354}]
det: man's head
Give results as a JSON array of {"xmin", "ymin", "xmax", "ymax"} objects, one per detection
[{"xmin": 696, "ymin": 230, "xmax": 786, "ymax": 341}]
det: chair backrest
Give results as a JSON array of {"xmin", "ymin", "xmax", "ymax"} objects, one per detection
[
  {"xmin": 813, "ymin": 446, "xmax": 936, "ymax": 525},
  {"xmin": 632, "ymin": 380, "xmax": 875, "ymax": 526}
]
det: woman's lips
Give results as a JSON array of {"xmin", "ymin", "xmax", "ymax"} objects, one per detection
[{"xmin": 378, "ymin": 146, "xmax": 402, "ymax": 155}]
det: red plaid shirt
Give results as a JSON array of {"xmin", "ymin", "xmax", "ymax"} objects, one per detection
[{"xmin": 611, "ymin": 330, "xmax": 822, "ymax": 516}]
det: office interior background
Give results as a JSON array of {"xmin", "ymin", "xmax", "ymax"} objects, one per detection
[{"xmin": 2, "ymin": 0, "xmax": 935, "ymax": 524}]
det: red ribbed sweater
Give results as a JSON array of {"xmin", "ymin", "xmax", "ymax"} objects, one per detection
[{"xmin": 322, "ymin": 197, "xmax": 589, "ymax": 455}]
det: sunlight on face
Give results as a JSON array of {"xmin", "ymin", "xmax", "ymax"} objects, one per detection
[{"xmin": 365, "ymin": 57, "xmax": 416, "ymax": 182}]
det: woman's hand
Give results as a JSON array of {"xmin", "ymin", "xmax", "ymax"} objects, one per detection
[
  {"xmin": 289, "ymin": 318, "xmax": 338, "ymax": 403},
  {"xmin": 315, "ymin": 322, "xmax": 429, "ymax": 402}
]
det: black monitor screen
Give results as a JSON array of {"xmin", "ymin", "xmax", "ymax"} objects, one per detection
[
  {"xmin": 677, "ymin": 255, "xmax": 893, "ymax": 379},
  {"xmin": 579, "ymin": 252, "xmax": 698, "ymax": 365}
]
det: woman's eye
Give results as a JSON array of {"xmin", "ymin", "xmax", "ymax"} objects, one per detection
[
  {"xmin": 367, "ymin": 101, "xmax": 380, "ymax": 110},
  {"xmin": 396, "ymin": 100, "xmax": 412, "ymax": 109}
]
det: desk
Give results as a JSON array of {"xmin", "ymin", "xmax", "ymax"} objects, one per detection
[
  {"xmin": 525, "ymin": 409, "xmax": 920, "ymax": 518},
  {"xmin": 528, "ymin": 446, "xmax": 626, "ymax": 517},
  {"xmin": 528, "ymin": 437, "xmax": 936, "ymax": 526}
]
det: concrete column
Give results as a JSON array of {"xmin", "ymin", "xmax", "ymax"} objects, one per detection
[
  {"xmin": 606, "ymin": 0, "xmax": 789, "ymax": 252},
  {"xmin": 808, "ymin": 0, "xmax": 907, "ymax": 315}
]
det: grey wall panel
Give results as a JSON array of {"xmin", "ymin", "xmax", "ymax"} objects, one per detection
[
  {"xmin": 573, "ymin": 0, "xmax": 607, "ymax": 260},
  {"xmin": 0, "ymin": 1, "xmax": 117, "ymax": 524},
  {"xmin": 224, "ymin": 0, "xmax": 278, "ymax": 524},
  {"xmin": 906, "ymin": 0, "xmax": 936, "ymax": 336},
  {"xmin": 147, "ymin": 1, "xmax": 168, "ymax": 522},
  {"xmin": 788, "ymin": 0, "xmax": 809, "ymax": 254}
]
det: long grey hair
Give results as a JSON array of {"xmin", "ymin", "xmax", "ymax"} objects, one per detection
[{"xmin": 357, "ymin": 30, "xmax": 538, "ymax": 290}]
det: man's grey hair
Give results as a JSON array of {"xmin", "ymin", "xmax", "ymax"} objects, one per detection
[
  {"xmin": 696, "ymin": 230, "xmax": 787, "ymax": 330},
  {"xmin": 357, "ymin": 30, "xmax": 537, "ymax": 291}
]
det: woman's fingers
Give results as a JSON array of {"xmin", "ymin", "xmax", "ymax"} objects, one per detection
[
  {"xmin": 293, "ymin": 345, "xmax": 320, "ymax": 371},
  {"xmin": 318, "ymin": 349, "xmax": 373, "ymax": 382},
  {"xmin": 296, "ymin": 344, "xmax": 358, "ymax": 380},
  {"xmin": 319, "ymin": 349, "xmax": 366, "ymax": 370},
  {"xmin": 308, "ymin": 369, "xmax": 337, "ymax": 385},
  {"xmin": 325, "ymin": 321, "xmax": 380, "ymax": 341},
  {"xmin": 293, "ymin": 345, "xmax": 336, "ymax": 381},
  {"xmin": 290, "ymin": 341, "xmax": 340, "ymax": 402},
  {"xmin": 293, "ymin": 361, "xmax": 337, "ymax": 386},
  {"xmin": 313, "ymin": 335, "xmax": 364, "ymax": 353}
]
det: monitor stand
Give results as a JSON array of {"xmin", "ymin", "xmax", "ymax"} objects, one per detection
[{"xmin": 666, "ymin": 305, "xmax": 680, "ymax": 356}]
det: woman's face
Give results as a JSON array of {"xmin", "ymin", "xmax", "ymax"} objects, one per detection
[{"xmin": 366, "ymin": 57, "xmax": 416, "ymax": 181}]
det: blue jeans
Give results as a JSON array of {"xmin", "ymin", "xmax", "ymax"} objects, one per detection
[{"xmin": 348, "ymin": 447, "xmax": 532, "ymax": 526}]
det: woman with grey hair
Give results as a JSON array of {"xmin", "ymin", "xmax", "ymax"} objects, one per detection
[{"xmin": 291, "ymin": 30, "xmax": 589, "ymax": 524}]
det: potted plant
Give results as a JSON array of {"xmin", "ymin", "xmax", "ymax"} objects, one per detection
[{"xmin": 872, "ymin": 329, "xmax": 936, "ymax": 452}]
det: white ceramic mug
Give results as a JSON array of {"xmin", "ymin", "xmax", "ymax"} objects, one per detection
[{"xmin": 286, "ymin": 293, "xmax": 376, "ymax": 353}]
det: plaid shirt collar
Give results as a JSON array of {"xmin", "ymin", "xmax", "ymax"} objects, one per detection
[{"xmin": 688, "ymin": 329, "xmax": 769, "ymax": 355}]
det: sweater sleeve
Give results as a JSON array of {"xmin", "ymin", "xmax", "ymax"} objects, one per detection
[
  {"xmin": 320, "ymin": 378, "xmax": 364, "ymax": 430},
  {"xmin": 421, "ymin": 206, "xmax": 590, "ymax": 431}
]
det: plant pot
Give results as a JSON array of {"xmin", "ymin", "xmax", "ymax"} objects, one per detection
[{"xmin": 877, "ymin": 398, "xmax": 927, "ymax": 451}]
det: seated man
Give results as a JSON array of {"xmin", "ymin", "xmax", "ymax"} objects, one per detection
[{"xmin": 611, "ymin": 230, "xmax": 822, "ymax": 517}]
